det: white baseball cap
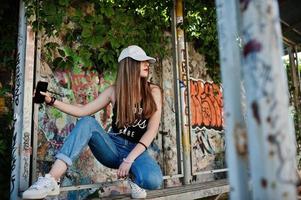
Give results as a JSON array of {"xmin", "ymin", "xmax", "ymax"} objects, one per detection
[{"xmin": 118, "ymin": 45, "xmax": 156, "ymax": 63}]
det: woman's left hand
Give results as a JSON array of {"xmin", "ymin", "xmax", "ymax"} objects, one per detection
[{"xmin": 117, "ymin": 160, "xmax": 132, "ymax": 179}]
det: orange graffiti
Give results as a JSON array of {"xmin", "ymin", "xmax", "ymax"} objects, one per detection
[{"xmin": 190, "ymin": 80, "xmax": 224, "ymax": 130}]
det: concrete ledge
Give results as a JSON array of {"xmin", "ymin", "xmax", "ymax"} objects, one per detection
[{"xmin": 101, "ymin": 179, "xmax": 229, "ymax": 200}]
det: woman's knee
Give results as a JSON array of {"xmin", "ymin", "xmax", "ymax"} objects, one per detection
[{"xmin": 137, "ymin": 171, "xmax": 163, "ymax": 190}]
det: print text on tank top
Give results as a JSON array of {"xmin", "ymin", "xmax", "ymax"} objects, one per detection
[{"xmin": 118, "ymin": 118, "xmax": 147, "ymax": 137}]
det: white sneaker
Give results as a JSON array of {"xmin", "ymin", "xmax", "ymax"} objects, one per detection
[
  {"xmin": 127, "ymin": 178, "xmax": 147, "ymax": 199},
  {"xmin": 22, "ymin": 174, "xmax": 60, "ymax": 199}
]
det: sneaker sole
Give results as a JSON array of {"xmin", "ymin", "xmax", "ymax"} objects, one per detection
[
  {"xmin": 48, "ymin": 188, "xmax": 60, "ymax": 196},
  {"xmin": 23, "ymin": 189, "xmax": 59, "ymax": 199},
  {"xmin": 131, "ymin": 193, "xmax": 147, "ymax": 199},
  {"xmin": 23, "ymin": 193, "xmax": 48, "ymax": 199}
]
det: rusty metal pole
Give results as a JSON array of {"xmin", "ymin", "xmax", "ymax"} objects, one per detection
[
  {"xmin": 215, "ymin": 0, "xmax": 250, "ymax": 199},
  {"xmin": 10, "ymin": 1, "xmax": 35, "ymax": 199},
  {"xmin": 240, "ymin": 0, "xmax": 297, "ymax": 199},
  {"xmin": 11, "ymin": 1, "xmax": 26, "ymax": 199},
  {"xmin": 288, "ymin": 46, "xmax": 301, "ymax": 153},
  {"xmin": 171, "ymin": 0, "xmax": 183, "ymax": 176},
  {"xmin": 175, "ymin": 0, "xmax": 192, "ymax": 184},
  {"xmin": 288, "ymin": 47, "xmax": 301, "ymax": 115},
  {"xmin": 19, "ymin": 16, "xmax": 35, "ymax": 194}
]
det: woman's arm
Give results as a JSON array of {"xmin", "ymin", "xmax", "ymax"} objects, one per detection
[
  {"xmin": 117, "ymin": 86, "xmax": 162, "ymax": 178},
  {"xmin": 41, "ymin": 85, "xmax": 115, "ymax": 117}
]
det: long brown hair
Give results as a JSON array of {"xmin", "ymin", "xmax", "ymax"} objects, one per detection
[{"xmin": 115, "ymin": 57, "xmax": 157, "ymax": 128}]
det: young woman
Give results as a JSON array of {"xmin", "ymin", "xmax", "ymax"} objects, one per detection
[{"xmin": 23, "ymin": 45, "xmax": 163, "ymax": 199}]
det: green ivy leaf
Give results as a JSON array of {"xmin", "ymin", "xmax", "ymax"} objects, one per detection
[
  {"xmin": 65, "ymin": 59, "xmax": 74, "ymax": 69},
  {"xmin": 59, "ymin": 61, "xmax": 67, "ymax": 69},
  {"xmin": 66, "ymin": 56, "xmax": 74, "ymax": 63},
  {"xmin": 81, "ymin": 26, "xmax": 92, "ymax": 38},
  {"xmin": 58, "ymin": 49, "xmax": 65, "ymax": 57},
  {"xmin": 45, "ymin": 42, "xmax": 59, "ymax": 49},
  {"xmin": 53, "ymin": 57, "xmax": 64, "ymax": 68}
]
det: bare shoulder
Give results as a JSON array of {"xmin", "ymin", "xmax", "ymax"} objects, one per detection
[
  {"xmin": 149, "ymin": 83, "xmax": 161, "ymax": 92},
  {"xmin": 149, "ymin": 83, "xmax": 162, "ymax": 101}
]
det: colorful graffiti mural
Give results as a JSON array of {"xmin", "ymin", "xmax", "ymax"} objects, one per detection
[
  {"xmin": 191, "ymin": 128, "xmax": 225, "ymax": 171},
  {"xmin": 34, "ymin": 42, "xmax": 226, "ymax": 199},
  {"xmin": 188, "ymin": 79, "xmax": 226, "ymax": 175},
  {"xmin": 37, "ymin": 65, "xmax": 165, "ymax": 199},
  {"xmin": 189, "ymin": 79, "xmax": 224, "ymax": 130},
  {"xmin": 37, "ymin": 67, "xmax": 118, "ymax": 199}
]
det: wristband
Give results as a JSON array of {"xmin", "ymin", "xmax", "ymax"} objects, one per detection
[
  {"xmin": 46, "ymin": 96, "xmax": 56, "ymax": 106},
  {"xmin": 123, "ymin": 158, "xmax": 133, "ymax": 164},
  {"xmin": 138, "ymin": 141, "xmax": 147, "ymax": 150}
]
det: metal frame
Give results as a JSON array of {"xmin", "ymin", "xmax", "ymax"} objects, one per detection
[
  {"xmin": 19, "ymin": 18, "xmax": 35, "ymax": 193},
  {"xmin": 10, "ymin": 0, "xmax": 36, "ymax": 198},
  {"xmin": 240, "ymin": 1, "xmax": 297, "ymax": 199},
  {"xmin": 31, "ymin": 28, "xmax": 42, "ymax": 183},
  {"xmin": 184, "ymin": 41, "xmax": 193, "ymax": 180},
  {"xmin": 193, "ymin": 169, "xmax": 228, "ymax": 176},
  {"xmin": 10, "ymin": 1, "xmax": 27, "ymax": 199},
  {"xmin": 175, "ymin": 0, "xmax": 192, "ymax": 185},
  {"xmin": 188, "ymin": 77, "xmax": 228, "ymax": 177},
  {"xmin": 171, "ymin": 0, "xmax": 184, "ymax": 177},
  {"xmin": 215, "ymin": 0, "xmax": 250, "ymax": 199}
]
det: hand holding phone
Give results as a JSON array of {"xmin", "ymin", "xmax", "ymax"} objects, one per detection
[{"xmin": 33, "ymin": 81, "xmax": 48, "ymax": 103}]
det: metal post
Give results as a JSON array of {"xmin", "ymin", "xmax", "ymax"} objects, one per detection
[
  {"xmin": 215, "ymin": 0, "xmax": 250, "ymax": 199},
  {"xmin": 175, "ymin": 0, "xmax": 192, "ymax": 184},
  {"xmin": 288, "ymin": 47, "xmax": 301, "ymax": 113},
  {"xmin": 10, "ymin": 1, "xmax": 27, "ymax": 199},
  {"xmin": 240, "ymin": 0, "xmax": 297, "ymax": 199},
  {"xmin": 171, "ymin": 0, "xmax": 183, "ymax": 175},
  {"xmin": 288, "ymin": 46, "xmax": 301, "ymax": 139},
  {"xmin": 184, "ymin": 41, "xmax": 193, "ymax": 176},
  {"xmin": 295, "ymin": 46, "xmax": 300, "ymax": 83},
  {"xmin": 19, "ymin": 17, "xmax": 35, "ymax": 191},
  {"xmin": 31, "ymin": 31, "xmax": 42, "ymax": 183}
]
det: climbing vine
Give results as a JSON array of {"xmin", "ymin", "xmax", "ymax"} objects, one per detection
[
  {"xmin": 23, "ymin": 0, "xmax": 220, "ymax": 80},
  {"xmin": 185, "ymin": 0, "xmax": 220, "ymax": 82},
  {"xmin": 23, "ymin": 0, "xmax": 172, "ymax": 74}
]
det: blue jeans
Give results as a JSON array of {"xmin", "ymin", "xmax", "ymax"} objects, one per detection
[{"xmin": 55, "ymin": 116, "xmax": 163, "ymax": 190}]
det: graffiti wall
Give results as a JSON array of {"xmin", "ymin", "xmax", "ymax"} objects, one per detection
[
  {"xmin": 151, "ymin": 57, "xmax": 182, "ymax": 187},
  {"xmin": 188, "ymin": 45, "xmax": 226, "ymax": 180},
  {"xmin": 34, "ymin": 41, "xmax": 225, "ymax": 199},
  {"xmin": 36, "ymin": 65, "xmax": 118, "ymax": 199},
  {"xmin": 190, "ymin": 80, "xmax": 223, "ymax": 130},
  {"xmin": 36, "ymin": 54, "xmax": 167, "ymax": 199}
]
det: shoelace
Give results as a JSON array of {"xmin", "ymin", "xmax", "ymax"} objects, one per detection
[{"xmin": 30, "ymin": 177, "xmax": 53, "ymax": 190}]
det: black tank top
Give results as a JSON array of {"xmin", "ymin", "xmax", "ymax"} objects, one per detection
[{"xmin": 111, "ymin": 102, "xmax": 149, "ymax": 143}]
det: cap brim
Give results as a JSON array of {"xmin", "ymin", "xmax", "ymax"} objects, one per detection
[{"xmin": 132, "ymin": 55, "xmax": 156, "ymax": 63}]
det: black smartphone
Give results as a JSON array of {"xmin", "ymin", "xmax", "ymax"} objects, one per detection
[{"xmin": 33, "ymin": 81, "xmax": 48, "ymax": 103}]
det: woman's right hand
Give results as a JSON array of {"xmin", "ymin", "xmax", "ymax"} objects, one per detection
[{"xmin": 40, "ymin": 91, "xmax": 52, "ymax": 104}]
